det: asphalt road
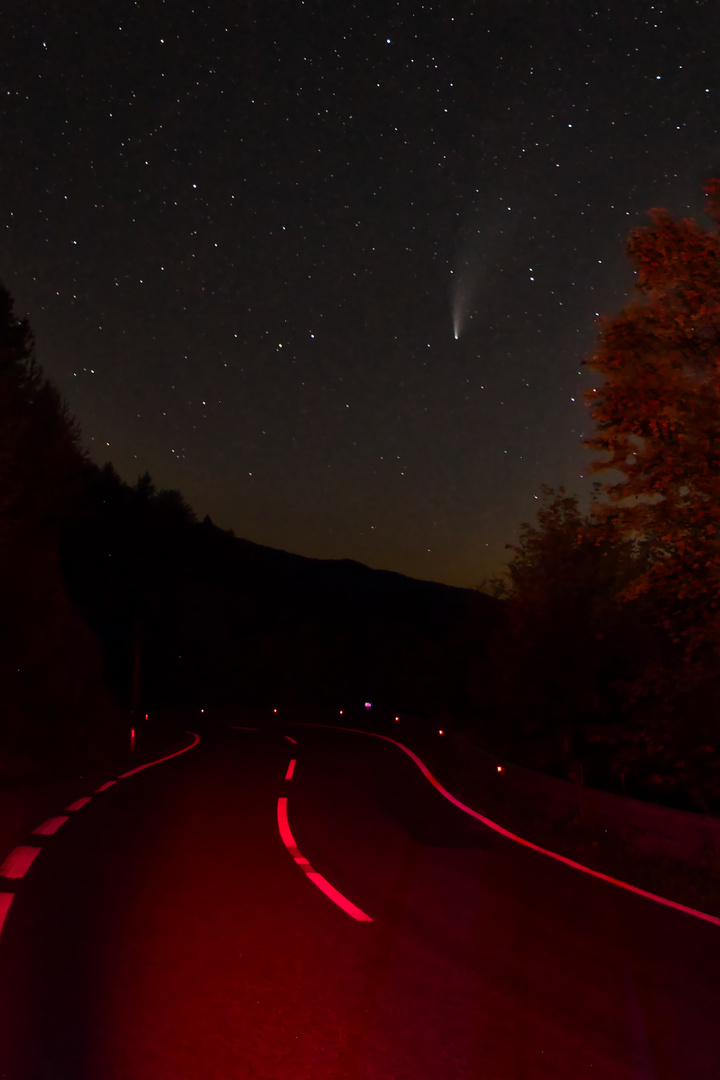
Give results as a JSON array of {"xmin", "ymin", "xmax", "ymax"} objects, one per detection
[{"xmin": 1, "ymin": 722, "xmax": 720, "ymax": 1079}]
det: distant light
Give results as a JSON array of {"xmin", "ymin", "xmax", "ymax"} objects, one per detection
[
  {"xmin": 438, "ymin": 729, "xmax": 444, "ymax": 736},
  {"xmin": 339, "ymin": 710, "xmax": 343, "ymax": 715},
  {"xmin": 364, "ymin": 702, "xmax": 372, "ymax": 709},
  {"xmin": 497, "ymin": 765, "xmax": 504, "ymax": 773},
  {"xmin": 145, "ymin": 713, "xmax": 148, "ymax": 720},
  {"xmin": 200, "ymin": 708, "xmax": 204, "ymax": 714},
  {"xmin": 395, "ymin": 716, "xmax": 399, "ymax": 721},
  {"xmin": 273, "ymin": 708, "xmax": 277, "ymax": 713}
]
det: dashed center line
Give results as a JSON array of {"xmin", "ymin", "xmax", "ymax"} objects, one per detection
[
  {"xmin": 284, "ymin": 736, "xmax": 297, "ymax": 744},
  {"xmin": 33, "ymin": 817, "xmax": 69, "ymax": 836},
  {"xmin": 276, "ymin": 797, "xmax": 372, "ymax": 922},
  {"xmin": 66, "ymin": 797, "xmax": 92, "ymax": 811},
  {"xmin": 285, "ymin": 758, "xmax": 296, "ymax": 780},
  {"xmin": 0, "ymin": 894, "xmax": 13, "ymax": 934},
  {"xmin": 95, "ymin": 781, "xmax": 116, "ymax": 792},
  {"xmin": 0, "ymin": 847, "xmax": 42, "ymax": 880}
]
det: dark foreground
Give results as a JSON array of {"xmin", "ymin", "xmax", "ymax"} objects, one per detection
[{"xmin": 1, "ymin": 722, "xmax": 719, "ymax": 1079}]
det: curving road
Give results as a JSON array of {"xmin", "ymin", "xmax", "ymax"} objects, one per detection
[{"xmin": 1, "ymin": 723, "xmax": 719, "ymax": 1079}]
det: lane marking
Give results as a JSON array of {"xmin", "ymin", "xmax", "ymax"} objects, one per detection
[
  {"xmin": 290, "ymin": 723, "xmax": 720, "ymax": 930},
  {"xmin": 285, "ymin": 758, "xmax": 296, "ymax": 780},
  {"xmin": 33, "ymin": 817, "xmax": 69, "ymax": 836},
  {"xmin": 284, "ymin": 736, "xmax": 297, "ymax": 744},
  {"xmin": 276, "ymin": 797, "xmax": 372, "ymax": 922},
  {"xmin": 0, "ymin": 847, "xmax": 42, "ymax": 879},
  {"xmin": 66, "ymin": 797, "xmax": 92, "ymax": 811},
  {"xmin": 0, "ymin": 893, "xmax": 13, "ymax": 935},
  {"xmin": 118, "ymin": 731, "xmax": 201, "ymax": 778},
  {"xmin": 0, "ymin": 732, "xmax": 203, "ymax": 945}
]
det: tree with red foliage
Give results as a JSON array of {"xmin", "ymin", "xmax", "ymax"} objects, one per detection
[{"xmin": 583, "ymin": 180, "xmax": 720, "ymax": 675}]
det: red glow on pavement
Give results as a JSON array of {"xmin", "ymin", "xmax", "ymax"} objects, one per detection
[
  {"xmin": 66, "ymin": 797, "xmax": 92, "ymax": 811},
  {"xmin": 95, "ymin": 780, "xmax": 116, "ymax": 792},
  {"xmin": 293, "ymin": 722, "xmax": 720, "ymax": 930},
  {"xmin": 0, "ymin": 847, "xmax": 41, "ymax": 879},
  {"xmin": 33, "ymin": 816, "xmax": 69, "ymax": 836},
  {"xmin": 284, "ymin": 735, "xmax": 297, "ymax": 744},
  {"xmin": 276, "ymin": 797, "xmax": 372, "ymax": 922},
  {"xmin": 285, "ymin": 758, "xmax": 296, "ymax": 780},
  {"xmin": 0, "ymin": 893, "xmax": 13, "ymax": 938},
  {"xmin": 118, "ymin": 731, "xmax": 201, "ymax": 778}
]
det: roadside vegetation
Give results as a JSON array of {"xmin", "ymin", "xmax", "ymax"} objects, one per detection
[{"xmin": 479, "ymin": 180, "xmax": 720, "ymax": 813}]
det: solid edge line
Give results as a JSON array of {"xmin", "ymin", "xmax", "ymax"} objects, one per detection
[
  {"xmin": 290, "ymin": 722, "xmax": 720, "ymax": 930},
  {"xmin": 117, "ymin": 731, "xmax": 201, "ymax": 778},
  {"xmin": 276, "ymin": 797, "xmax": 372, "ymax": 922}
]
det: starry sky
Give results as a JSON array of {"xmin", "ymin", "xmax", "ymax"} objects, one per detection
[{"xmin": 2, "ymin": 2, "xmax": 719, "ymax": 587}]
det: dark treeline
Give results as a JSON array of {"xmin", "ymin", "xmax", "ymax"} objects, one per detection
[
  {"xmin": 0, "ymin": 283, "xmax": 116, "ymax": 760},
  {"xmin": 5, "ymin": 227, "xmax": 720, "ymax": 814},
  {"xmin": 60, "ymin": 461, "xmax": 500, "ymax": 719},
  {"xmin": 0, "ymin": 278, "xmax": 501, "ymax": 765}
]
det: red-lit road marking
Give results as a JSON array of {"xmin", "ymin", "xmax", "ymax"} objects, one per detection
[
  {"xmin": 33, "ymin": 817, "xmax": 69, "ymax": 836},
  {"xmin": 0, "ymin": 847, "xmax": 41, "ymax": 879},
  {"xmin": 284, "ymin": 736, "xmax": 297, "ymax": 744},
  {"xmin": 95, "ymin": 780, "xmax": 116, "ymax": 792},
  {"xmin": 276, "ymin": 797, "xmax": 372, "ymax": 922},
  {"xmin": 0, "ymin": 893, "xmax": 13, "ymax": 935},
  {"xmin": 291, "ymin": 723, "xmax": 720, "ymax": 931},
  {"xmin": 66, "ymin": 797, "xmax": 92, "ymax": 811},
  {"xmin": 285, "ymin": 759, "xmax": 296, "ymax": 780},
  {"xmin": 118, "ymin": 730, "xmax": 201, "ymax": 778}
]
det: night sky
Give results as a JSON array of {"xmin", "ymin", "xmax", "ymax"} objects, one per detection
[{"xmin": 2, "ymin": 2, "xmax": 719, "ymax": 587}]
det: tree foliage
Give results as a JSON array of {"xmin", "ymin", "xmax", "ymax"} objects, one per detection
[
  {"xmin": 481, "ymin": 486, "xmax": 654, "ymax": 769},
  {"xmin": 583, "ymin": 180, "xmax": 720, "ymax": 665},
  {"xmin": 0, "ymin": 281, "xmax": 115, "ymax": 754},
  {"xmin": 0, "ymin": 283, "xmax": 85, "ymax": 535}
]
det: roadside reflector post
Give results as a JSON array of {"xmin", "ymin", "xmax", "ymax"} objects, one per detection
[{"xmin": 130, "ymin": 727, "xmax": 136, "ymax": 751}]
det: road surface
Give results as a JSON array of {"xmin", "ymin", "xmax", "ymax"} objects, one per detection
[{"xmin": 1, "ymin": 722, "xmax": 719, "ymax": 1079}]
